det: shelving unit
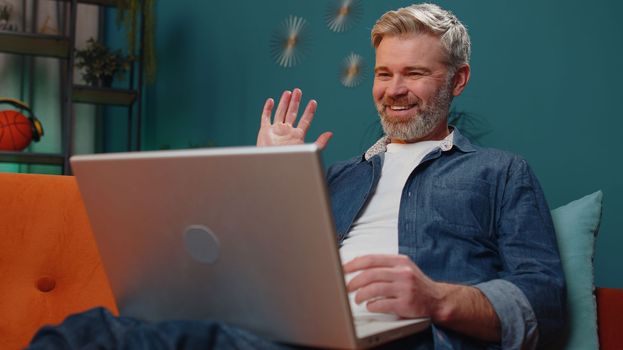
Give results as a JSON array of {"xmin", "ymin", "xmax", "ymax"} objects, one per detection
[
  {"xmin": 0, "ymin": 151, "xmax": 65, "ymax": 166},
  {"xmin": 73, "ymin": 85, "xmax": 137, "ymax": 106},
  {"xmin": 0, "ymin": 0, "xmax": 144, "ymax": 174},
  {"xmin": 0, "ymin": 31, "xmax": 70, "ymax": 57},
  {"xmin": 60, "ymin": 0, "xmax": 118, "ymax": 6}
]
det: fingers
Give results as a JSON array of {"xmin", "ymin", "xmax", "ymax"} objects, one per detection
[
  {"xmin": 349, "ymin": 269, "xmax": 423, "ymax": 318},
  {"xmin": 314, "ymin": 132, "xmax": 333, "ymax": 150},
  {"xmin": 353, "ymin": 281, "xmax": 396, "ymax": 305},
  {"xmin": 299, "ymin": 99, "xmax": 333, "ymax": 150},
  {"xmin": 343, "ymin": 254, "xmax": 413, "ymax": 274},
  {"xmin": 347, "ymin": 267, "xmax": 403, "ymax": 292},
  {"xmin": 365, "ymin": 298, "xmax": 398, "ymax": 315},
  {"xmin": 273, "ymin": 90, "xmax": 292, "ymax": 124},
  {"xmin": 260, "ymin": 98, "xmax": 274, "ymax": 127},
  {"xmin": 365, "ymin": 289, "xmax": 429, "ymax": 319},
  {"xmin": 285, "ymin": 88, "xmax": 302, "ymax": 125},
  {"xmin": 264, "ymin": 89, "xmax": 332, "ymax": 147},
  {"xmin": 296, "ymin": 98, "xmax": 317, "ymax": 132}
]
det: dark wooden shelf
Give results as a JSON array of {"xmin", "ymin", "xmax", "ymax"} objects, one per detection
[
  {"xmin": 55, "ymin": 0, "xmax": 118, "ymax": 7},
  {"xmin": 73, "ymin": 85, "xmax": 137, "ymax": 106},
  {"xmin": 0, "ymin": 151, "xmax": 65, "ymax": 166},
  {"xmin": 0, "ymin": 31, "xmax": 70, "ymax": 58},
  {"xmin": 79, "ymin": 0, "xmax": 118, "ymax": 6}
]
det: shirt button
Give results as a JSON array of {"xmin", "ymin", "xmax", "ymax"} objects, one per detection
[{"xmin": 440, "ymin": 140, "xmax": 452, "ymax": 151}]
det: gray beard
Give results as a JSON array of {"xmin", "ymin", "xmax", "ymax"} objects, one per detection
[{"xmin": 378, "ymin": 81, "xmax": 453, "ymax": 141}]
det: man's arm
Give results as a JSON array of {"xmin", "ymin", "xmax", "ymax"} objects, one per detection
[
  {"xmin": 343, "ymin": 157, "xmax": 565, "ymax": 348},
  {"xmin": 489, "ymin": 157, "xmax": 566, "ymax": 347},
  {"xmin": 256, "ymin": 88, "xmax": 332, "ymax": 148},
  {"xmin": 343, "ymin": 254, "xmax": 501, "ymax": 342}
]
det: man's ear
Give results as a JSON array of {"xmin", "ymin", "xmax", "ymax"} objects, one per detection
[{"xmin": 451, "ymin": 64, "xmax": 470, "ymax": 97}]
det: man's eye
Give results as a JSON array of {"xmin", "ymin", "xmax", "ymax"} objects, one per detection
[
  {"xmin": 407, "ymin": 71, "xmax": 423, "ymax": 77},
  {"xmin": 375, "ymin": 72, "xmax": 391, "ymax": 79}
]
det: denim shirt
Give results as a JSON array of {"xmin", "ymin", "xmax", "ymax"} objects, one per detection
[{"xmin": 326, "ymin": 129, "xmax": 566, "ymax": 349}]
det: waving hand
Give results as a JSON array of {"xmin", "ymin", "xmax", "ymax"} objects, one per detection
[{"xmin": 257, "ymin": 88, "xmax": 332, "ymax": 149}]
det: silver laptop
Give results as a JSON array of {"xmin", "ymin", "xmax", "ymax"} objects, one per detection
[{"xmin": 70, "ymin": 144, "xmax": 429, "ymax": 349}]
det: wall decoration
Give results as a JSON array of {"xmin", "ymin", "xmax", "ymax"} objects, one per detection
[
  {"xmin": 38, "ymin": 16, "xmax": 59, "ymax": 35},
  {"xmin": 0, "ymin": 98, "xmax": 44, "ymax": 151},
  {"xmin": 270, "ymin": 15, "xmax": 310, "ymax": 68},
  {"xmin": 0, "ymin": 2, "xmax": 17, "ymax": 31},
  {"xmin": 340, "ymin": 52, "xmax": 366, "ymax": 88},
  {"xmin": 324, "ymin": 0, "xmax": 363, "ymax": 33},
  {"xmin": 447, "ymin": 109, "xmax": 492, "ymax": 144}
]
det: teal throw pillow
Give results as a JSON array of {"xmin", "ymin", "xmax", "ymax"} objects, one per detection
[{"xmin": 551, "ymin": 191, "xmax": 603, "ymax": 350}]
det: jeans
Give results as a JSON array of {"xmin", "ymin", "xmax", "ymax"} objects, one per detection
[
  {"xmin": 27, "ymin": 308, "xmax": 293, "ymax": 350},
  {"xmin": 27, "ymin": 307, "xmax": 435, "ymax": 350}
]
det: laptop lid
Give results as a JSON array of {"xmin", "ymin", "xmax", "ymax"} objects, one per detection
[
  {"xmin": 71, "ymin": 145, "xmax": 429, "ymax": 349},
  {"xmin": 71, "ymin": 145, "xmax": 363, "ymax": 348}
]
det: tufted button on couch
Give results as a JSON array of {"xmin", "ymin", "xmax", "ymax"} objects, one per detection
[{"xmin": 0, "ymin": 173, "xmax": 117, "ymax": 350}]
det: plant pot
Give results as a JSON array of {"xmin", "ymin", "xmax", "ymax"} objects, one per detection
[{"xmin": 99, "ymin": 76, "xmax": 114, "ymax": 88}]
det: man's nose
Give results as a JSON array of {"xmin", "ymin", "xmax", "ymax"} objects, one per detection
[{"xmin": 386, "ymin": 77, "xmax": 408, "ymax": 97}]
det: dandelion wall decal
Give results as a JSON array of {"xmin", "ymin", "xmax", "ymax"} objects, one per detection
[
  {"xmin": 340, "ymin": 52, "xmax": 367, "ymax": 88},
  {"xmin": 325, "ymin": 0, "xmax": 363, "ymax": 33},
  {"xmin": 270, "ymin": 15, "xmax": 311, "ymax": 68}
]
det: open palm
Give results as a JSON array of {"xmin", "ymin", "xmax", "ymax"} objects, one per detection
[{"xmin": 257, "ymin": 88, "xmax": 332, "ymax": 149}]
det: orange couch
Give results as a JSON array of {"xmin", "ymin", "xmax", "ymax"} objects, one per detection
[
  {"xmin": 0, "ymin": 173, "xmax": 621, "ymax": 349},
  {"xmin": 0, "ymin": 173, "xmax": 117, "ymax": 350}
]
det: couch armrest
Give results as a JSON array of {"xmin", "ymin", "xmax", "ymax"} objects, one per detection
[{"xmin": 596, "ymin": 287, "xmax": 623, "ymax": 349}]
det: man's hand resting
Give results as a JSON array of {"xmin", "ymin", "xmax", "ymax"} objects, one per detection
[
  {"xmin": 344, "ymin": 254, "xmax": 502, "ymax": 342},
  {"xmin": 257, "ymin": 88, "xmax": 332, "ymax": 149}
]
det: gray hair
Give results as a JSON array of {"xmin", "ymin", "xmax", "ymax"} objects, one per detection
[{"xmin": 371, "ymin": 3, "xmax": 471, "ymax": 71}]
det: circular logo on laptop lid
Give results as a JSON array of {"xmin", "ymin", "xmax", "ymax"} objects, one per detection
[{"xmin": 183, "ymin": 225, "xmax": 220, "ymax": 264}]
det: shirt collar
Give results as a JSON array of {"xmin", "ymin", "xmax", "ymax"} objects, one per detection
[{"xmin": 363, "ymin": 126, "xmax": 476, "ymax": 161}]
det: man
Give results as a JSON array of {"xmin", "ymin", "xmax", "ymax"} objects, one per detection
[
  {"xmin": 257, "ymin": 3, "xmax": 565, "ymax": 349},
  {"xmin": 29, "ymin": 3, "xmax": 564, "ymax": 350}
]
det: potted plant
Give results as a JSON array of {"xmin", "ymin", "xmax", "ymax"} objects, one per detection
[{"xmin": 75, "ymin": 38, "xmax": 133, "ymax": 87}]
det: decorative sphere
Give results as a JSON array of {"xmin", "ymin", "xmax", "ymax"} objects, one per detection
[{"xmin": 0, "ymin": 110, "xmax": 35, "ymax": 151}]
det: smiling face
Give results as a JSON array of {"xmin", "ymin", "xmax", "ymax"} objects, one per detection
[{"xmin": 373, "ymin": 33, "xmax": 467, "ymax": 143}]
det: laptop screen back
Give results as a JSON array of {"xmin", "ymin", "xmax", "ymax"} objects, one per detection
[{"xmin": 71, "ymin": 145, "xmax": 358, "ymax": 349}]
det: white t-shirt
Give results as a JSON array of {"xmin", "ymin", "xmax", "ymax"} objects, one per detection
[{"xmin": 340, "ymin": 133, "xmax": 454, "ymax": 317}]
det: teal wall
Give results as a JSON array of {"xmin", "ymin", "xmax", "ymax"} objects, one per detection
[{"xmin": 108, "ymin": 0, "xmax": 622, "ymax": 287}]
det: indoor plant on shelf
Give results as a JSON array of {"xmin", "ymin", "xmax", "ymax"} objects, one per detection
[
  {"xmin": 116, "ymin": 0, "xmax": 156, "ymax": 83},
  {"xmin": 75, "ymin": 38, "xmax": 133, "ymax": 88},
  {"xmin": 0, "ymin": 3, "xmax": 17, "ymax": 31}
]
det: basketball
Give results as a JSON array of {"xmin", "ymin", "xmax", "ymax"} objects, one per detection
[{"xmin": 0, "ymin": 110, "xmax": 35, "ymax": 151}]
